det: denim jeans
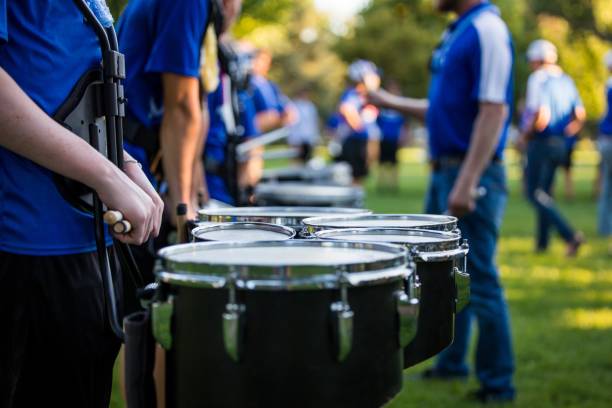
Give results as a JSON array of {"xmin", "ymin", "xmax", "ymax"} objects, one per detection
[
  {"xmin": 425, "ymin": 162, "xmax": 515, "ymax": 396},
  {"xmin": 598, "ymin": 136, "xmax": 612, "ymax": 236},
  {"xmin": 525, "ymin": 137, "xmax": 576, "ymax": 248}
]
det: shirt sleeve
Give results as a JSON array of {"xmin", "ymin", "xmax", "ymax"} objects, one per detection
[
  {"xmin": 145, "ymin": 0, "xmax": 209, "ymax": 77},
  {"xmin": 472, "ymin": 13, "xmax": 512, "ymax": 104},
  {"xmin": 0, "ymin": 0, "xmax": 8, "ymax": 43},
  {"xmin": 525, "ymin": 71, "xmax": 546, "ymax": 112}
]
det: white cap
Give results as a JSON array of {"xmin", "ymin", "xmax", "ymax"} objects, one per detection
[
  {"xmin": 526, "ymin": 40, "xmax": 558, "ymax": 63},
  {"xmin": 347, "ymin": 60, "xmax": 378, "ymax": 83},
  {"xmin": 605, "ymin": 50, "xmax": 612, "ymax": 69}
]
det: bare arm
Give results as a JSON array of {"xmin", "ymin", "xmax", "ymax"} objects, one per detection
[
  {"xmin": 255, "ymin": 110, "xmax": 282, "ymax": 133},
  {"xmin": 339, "ymin": 103, "xmax": 364, "ymax": 131},
  {"xmin": 0, "ymin": 67, "xmax": 160, "ymax": 243},
  {"xmin": 565, "ymin": 106, "xmax": 586, "ymax": 137},
  {"xmin": 368, "ymin": 89, "xmax": 429, "ymax": 122},
  {"xmin": 160, "ymin": 73, "xmax": 203, "ymax": 217},
  {"xmin": 448, "ymin": 102, "xmax": 508, "ymax": 217}
]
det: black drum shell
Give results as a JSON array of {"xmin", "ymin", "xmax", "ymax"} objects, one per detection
[
  {"xmin": 403, "ymin": 259, "xmax": 455, "ymax": 368},
  {"xmin": 165, "ymin": 281, "xmax": 404, "ymax": 408}
]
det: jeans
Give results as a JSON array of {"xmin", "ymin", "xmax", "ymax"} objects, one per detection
[
  {"xmin": 525, "ymin": 137, "xmax": 576, "ymax": 248},
  {"xmin": 425, "ymin": 162, "xmax": 515, "ymax": 396},
  {"xmin": 598, "ymin": 136, "xmax": 612, "ymax": 236}
]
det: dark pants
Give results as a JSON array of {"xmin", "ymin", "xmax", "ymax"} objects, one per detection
[
  {"xmin": 425, "ymin": 162, "xmax": 515, "ymax": 397},
  {"xmin": 0, "ymin": 251, "xmax": 122, "ymax": 408},
  {"xmin": 525, "ymin": 137, "xmax": 576, "ymax": 248}
]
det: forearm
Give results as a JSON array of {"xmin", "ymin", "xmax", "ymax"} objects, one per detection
[
  {"xmin": 380, "ymin": 94, "xmax": 428, "ymax": 122},
  {"xmin": 0, "ymin": 67, "xmax": 117, "ymax": 191},
  {"xmin": 456, "ymin": 104, "xmax": 508, "ymax": 189},
  {"xmin": 255, "ymin": 111, "xmax": 281, "ymax": 133},
  {"xmin": 160, "ymin": 105, "xmax": 202, "ymax": 205}
]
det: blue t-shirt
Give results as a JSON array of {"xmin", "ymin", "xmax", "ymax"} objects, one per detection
[
  {"xmin": 204, "ymin": 80, "xmax": 258, "ymax": 204},
  {"xmin": 0, "ymin": 0, "xmax": 113, "ymax": 255},
  {"xmin": 117, "ymin": 0, "xmax": 209, "ymax": 128},
  {"xmin": 377, "ymin": 109, "xmax": 405, "ymax": 142},
  {"xmin": 525, "ymin": 68, "xmax": 583, "ymax": 138},
  {"xmin": 339, "ymin": 88, "xmax": 376, "ymax": 141},
  {"xmin": 600, "ymin": 79, "xmax": 612, "ymax": 136},
  {"xmin": 251, "ymin": 75, "xmax": 286, "ymax": 114},
  {"xmin": 426, "ymin": 2, "xmax": 514, "ymax": 159}
]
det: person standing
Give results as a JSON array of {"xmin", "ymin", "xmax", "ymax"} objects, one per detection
[
  {"xmin": 0, "ymin": 1, "xmax": 162, "ymax": 406},
  {"xmin": 289, "ymin": 87, "xmax": 321, "ymax": 162},
  {"xmin": 517, "ymin": 39, "xmax": 586, "ymax": 256},
  {"xmin": 598, "ymin": 51, "xmax": 612, "ymax": 250},
  {"xmin": 369, "ymin": 0, "xmax": 515, "ymax": 402}
]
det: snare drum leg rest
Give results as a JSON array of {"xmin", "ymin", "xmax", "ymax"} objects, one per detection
[{"xmin": 124, "ymin": 311, "xmax": 157, "ymax": 408}]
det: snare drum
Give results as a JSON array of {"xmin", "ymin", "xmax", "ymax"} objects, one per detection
[
  {"xmin": 152, "ymin": 240, "xmax": 418, "ymax": 408},
  {"xmin": 302, "ymin": 214, "xmax": 458, "ymax": 238},
  {"xmin": 191, "ymin": 222, "xmax": 295, "ymax": 242},
  {"xmin": 315, "ymin": 228, "xmax": 469, "ymax": 368},
  {"xmin": 254, "ymin": 182, "xmax": 365, "ymax": 208},
  {"xmin": 199, "ymin": 206, "xmax": 372, "ymax": 233}
]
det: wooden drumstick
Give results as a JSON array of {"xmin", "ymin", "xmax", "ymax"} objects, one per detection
[{"xmin": 104, "ymin": 210, "xmax": 132, "ymax": 234}]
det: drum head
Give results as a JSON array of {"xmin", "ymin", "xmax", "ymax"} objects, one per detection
[
  {"xmin": 157, "ymin": 240, "xmax": 409, "ymax": 289},
  {"xmin": 254, "ymin": 182, "xmax": 364, "ymax": 207},
  {"xmin": 198, "ymin": 206, "xmax": 372, "ymax": 229},
  {"xmin": 302, "ymin": 214, "xmax": 458, "ymax": 233},
  {"xmin": 315, "ymin": 228, "xmax": 462, "ymax": 257},
  {"xmin": 192, "ymin": 222, "xmax": 295, "ymax": 242}
]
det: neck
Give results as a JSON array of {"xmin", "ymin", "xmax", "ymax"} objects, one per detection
[{"xmin": 455, "ymin": 0, "xmax": 484, "ymax": 16}]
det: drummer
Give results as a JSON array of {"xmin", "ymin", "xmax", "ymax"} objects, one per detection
[
  {"xmin": 369, "ymin": 0, "xmax": 516, "ymax": 402},
  {"xmin": 0, "ymin": 1, "xmax": 161, "ymax": 406}
]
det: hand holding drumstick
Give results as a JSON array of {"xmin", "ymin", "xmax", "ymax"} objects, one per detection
[{"xmin": 103, "ymin": 210, "xmax": 132, "ymax": 234}]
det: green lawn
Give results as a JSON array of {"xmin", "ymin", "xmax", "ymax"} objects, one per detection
[{"xmin": 111, "ymin": 152, "xmax": 612, "ymax": 407}]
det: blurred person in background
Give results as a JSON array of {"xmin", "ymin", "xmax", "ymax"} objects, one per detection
[
  {"xmin": 376, "ymin": 79, "xmax": 408, "ymax": 192},
  {"xmin": 561, "ymin": 132, "xmax": 579, "ymax": 200},
  {"xmin": 337, "ymin": 60, "xmax": 381, "ymax": 185},
  {"xmin": 517, "ymin": 39, "xmax": 586, "ymax": 256},
  {"xmin": 289, "ymin": 86, "xmax": 321, "ymax": 162},
  {"xmin": 369, "ymin": 0, "xmax": 516, "ymax": 402},
  {"xmin": 598, "ymin": 51, "xmax": 612, "ymax": 251}
]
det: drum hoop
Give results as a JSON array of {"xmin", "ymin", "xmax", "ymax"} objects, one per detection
[
  {"xmin": 301, "ymin": 214, "xmax": 459, "ymax": 236},
  {"xmin": 314, "ymin": 228, "xmax": 463, "ymax": 259},
  {"xmin": 191, "ymin": 222, "xmax": 296, "ymax": 241},
  {"xmin": 156, "ymin": 240, "xmax": 409, "ymax": 290}
]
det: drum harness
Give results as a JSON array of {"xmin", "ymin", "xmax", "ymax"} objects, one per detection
[{"xmin": 53, "ymin": 0, "xmax": 146, "ymax": 341}]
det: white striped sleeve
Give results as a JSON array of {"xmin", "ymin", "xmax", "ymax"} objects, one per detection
[{"xmin": 473, "ymin": 13, "xmax": 513, "ymax": 104}]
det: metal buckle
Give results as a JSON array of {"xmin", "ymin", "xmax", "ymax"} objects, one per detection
[
  {"xmin": 152, "ymin": 295, "xmax": 174, "ymax": 350},
  {"xmin": 454, "ymin": 240, "xmax": 470, "ymax": 313},
  {"xmin": 330, "ymin": 272, "xmax": 354, "ymax": 362},
  {"xmin": 222, "ymin": 272, "xmax": 245, "ymax": 362}
]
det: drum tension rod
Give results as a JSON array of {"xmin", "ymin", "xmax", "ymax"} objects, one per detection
[
  {"xmin": 330, "ymin": 272, "xmax": 354, "ymax": 362},
  {"xmin": 223, "ymin": 271, "xmax": 246, "ymax": 363}
]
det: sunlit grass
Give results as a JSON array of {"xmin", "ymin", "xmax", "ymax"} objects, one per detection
[{"xmin": 560, "ymin": 308, "xmax": 612, "ymax": 330}]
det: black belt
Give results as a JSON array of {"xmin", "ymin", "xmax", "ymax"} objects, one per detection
[{"xmin": 431, "ymin": 154, "xmax": 502, "ymax": 171}]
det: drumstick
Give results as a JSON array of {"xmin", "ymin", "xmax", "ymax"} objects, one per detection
[{"xmin": 103, "ymin": 210, "xmax": 133, "ymax": 234}]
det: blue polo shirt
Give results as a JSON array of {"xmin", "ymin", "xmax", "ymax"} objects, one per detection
[
  {"xmin": 426, "ymin": 2, "xmax": 514, "ymax": 159},
  {"xmin": 251, "ymin": 75, "xmax": 286, "ymax": 115},
  {"xmin": 525, "ymin": 67, "xmax": 583, "ymax": 138},
  {"xmin": 377, "ymin": 109, "xmax": 405, "ymax": 143},
  {"xmin": 0, "ymin": 0, "xmax": 110, "ymax": 255},
  {"xmin": 117, "ymin": 0, "xmax": 209, "ymax": 128},
  {"xmin": 600, "ymin": 79, "xmax": 612, "ymax": 136},
  {"xmin": 339, "ymin": 88, "xmax": 375, "ymax": 141}
]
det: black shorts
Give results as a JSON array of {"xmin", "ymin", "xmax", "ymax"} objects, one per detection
[
  {"xmin": 562, "ymin": 145, "xmax": 574, "ymax": 169},
  {"xmin": 339, "ymin": 138, "xmax": 368, "ymax": 179},
  {"xmin": 380, "ymin": 140, "xmax": 399, "ymax": 164},
  {"xmin": 0, "ymin": 250, "xmax": 122, "ymax": 407}
]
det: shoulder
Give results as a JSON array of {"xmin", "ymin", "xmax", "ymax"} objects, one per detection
[{"xmin": 472, "ymin": 11, "xmax": 510, "ymax": 43}]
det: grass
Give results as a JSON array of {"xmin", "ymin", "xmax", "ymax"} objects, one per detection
[{"xmin": 110, "ymin": 149, "xmax": 612, "ymax": 407}]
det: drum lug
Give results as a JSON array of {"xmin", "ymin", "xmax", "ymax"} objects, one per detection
[
  {"xmin": 396, "ymin": 273, "xmax": 420, "ymax": 348},
  {"xmin": 222, "ymin": 272, "xmax": 245, "ymax": 362},
  {"xmin": 152, "ymin": 295, "xmax": 174, "ymax": 350},
  {"xmin": 454, "ymin": 240, "xmax": 470, "ymax": 313},
  {"xmin": 330, "ymin": 273, "xmax": 353, "ymax": 362}
]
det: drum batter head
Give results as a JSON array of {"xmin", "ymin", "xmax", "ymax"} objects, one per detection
[
  {"xmin": 315, "ymin": 228, "xmax": 465, "ymax": 261},
  {"xmin": 191, "ymin": 222, "xmax": 295, "ymax": 242},
  {"xmin": 302, "ymin": 214, "xmax": 459, "ymax": 236},
  {"xmin": 199, "ymin": 206, "xmax": 372, "ymax": 230},
  {"xmin": 254, "ymin": 182, "xmax": 365, "ymax": 208},
  {"xmin": 157, "ymin": 240, "xmax": 409, "ymax": 289}
]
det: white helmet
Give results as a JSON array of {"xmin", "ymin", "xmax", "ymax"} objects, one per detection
[
  {"xmin": 526, "ymin": 39, "xmax": 558, "ymax": 64},
  {"xmin": 605, "ymin": 50, "xmax": 612, "ymax": 70},
  {"xmin": 347, "ymin": 60, "xmax": 378, "ymax": 83}
]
